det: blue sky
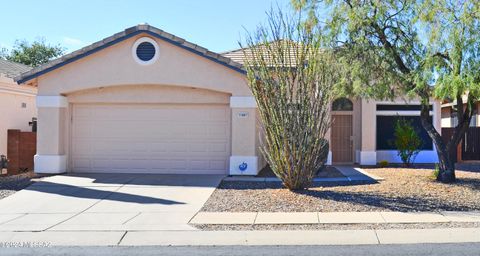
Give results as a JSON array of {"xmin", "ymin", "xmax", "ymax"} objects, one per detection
[{"xmin": 0, "ymin": 0, "xmax": 290, "ymax": 53}]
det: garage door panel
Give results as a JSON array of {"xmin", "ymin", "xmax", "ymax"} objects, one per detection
[
  {"xmin": 72, "ymin": 158, "xmax": 229, "ymax": 174},
  {"xmin": 208, "ymin": 124, "xmax": 229, "ymax": 137},
  {"xmin": 71, "ymin": 104, "xmax": 230, "ymax": 174},
  {"xmin": 73, "ymin": 140, "xmax": 229, "ymax": 157}
]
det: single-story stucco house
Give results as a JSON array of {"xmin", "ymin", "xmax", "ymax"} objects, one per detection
[
  {"xmin": 0, "ymin": 59, "xmax": 36, "ymax": 160},
  {"xmin": 14, "ymin": 25, "xmax": 441, "ymax": 175}
]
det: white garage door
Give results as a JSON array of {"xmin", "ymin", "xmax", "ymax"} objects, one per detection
[{"xmin": 71, "ymin": 104, "xmax": 230, "ymax": 174}]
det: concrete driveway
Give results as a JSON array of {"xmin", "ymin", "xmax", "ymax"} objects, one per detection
[{"xmin": 0, "ymin": 173, "xmax": 223, "ymax": 232}]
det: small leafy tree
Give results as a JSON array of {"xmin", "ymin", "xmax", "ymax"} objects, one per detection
[
  {"xmin": 392, "ymin": 118, "xmax": 422, "ymax": 166},
  {"xmin": 0, "ymin": 38, "xmax": 64, "ymax": 67},
  {"xmin": 241, "ymin": 8, "xmax": 339, "ymax": 190}
]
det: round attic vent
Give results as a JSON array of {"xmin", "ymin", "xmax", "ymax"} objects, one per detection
[
  {"xmin": 132, "ymin": 37, "xmax": 159, "ymax": 65},
  {"xmin": 136, "ymin": 42, "xmax": 155, "ymax": 61}
]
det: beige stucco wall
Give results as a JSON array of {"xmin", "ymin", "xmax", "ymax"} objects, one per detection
[
  {"xmin": 0, "ymin": 75, "xmax": 37, "ymax": 157},
  {"xmin": 231, "ymin": 108, "xmax": 256, "ymax": 156},
  {"xmin": 361, "ymin": 97, "xmax": 442, "ymax": 150},
  {"xmin": 360, "ymin": 97, "xmax": 442, "ymax": 165},
  {"xmin": 37, "ymin": 107, "xmax": 65, "ymax": 155},
  {"xmin": 360, "ymin": 99, "xmax": 377, "ymax": 152},
  {"xmin": 37, "ymin": 33, "xmax": 251, "ymax": 96}
]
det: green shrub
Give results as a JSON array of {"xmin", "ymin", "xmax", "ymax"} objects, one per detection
[
  {"xmin": 391, "ymin": 118, "xmax": 422, "ymax": 166},
  {"xmin": 378, "ymin": 160, "xmax": 389, "ymax": 168},
  {"xmin": 431, "ymin": 164, "xmax": 440, "ymax": 179}
]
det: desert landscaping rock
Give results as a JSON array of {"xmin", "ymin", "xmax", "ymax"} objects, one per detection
[
  {"xmin": 0, "ymin": 172, "xmax": 39, "ymax": 199},
  {"xmin": 257, "ymin": 166, "xmax": 346, "ymax": 179},
  {"xmin": 201, "ymin": 168, "xmax": 480, "ymax": 212},
  {"xmin": 193, "ymin": 222, "xmax": 480, "ymax": 231}
]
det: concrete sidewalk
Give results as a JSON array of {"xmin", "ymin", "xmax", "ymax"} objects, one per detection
[
  {"xmin": 190, "ymin": 211, "xmax": 480, "ymax": 225},
  {"xmin": 0, "ymin": 228, "xmax": 479, "ymax": 246}
]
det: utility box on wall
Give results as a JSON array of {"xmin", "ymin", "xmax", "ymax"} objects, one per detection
[{"xmin": 7, "ymin": 129, "xmax": 36, "ymax": 175}]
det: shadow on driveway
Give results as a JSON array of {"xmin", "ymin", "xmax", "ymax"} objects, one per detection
[
  {"xmin": 57, "ymin": 173, "xmax": 224, "ymax": 187},
  {"xmin": 25, "ymin": 181, "xmax": 185, "ymax": 205}
]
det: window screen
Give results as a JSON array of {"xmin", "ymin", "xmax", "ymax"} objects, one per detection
[{"xmin": 376, "ymin": 115, "xmax": 433, "ymax": 150}]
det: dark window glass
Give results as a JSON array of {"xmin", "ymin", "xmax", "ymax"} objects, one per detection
[
  {"xmin": 376, "ymin": 104, "xmax": 433, "ymax": 111},
  {"xmin": 136, "ymin": 42, "xmax": 156, "ymax": 61},
  {"xmin": 332, "ymin": 98, "xmax": 353, "ymax": 111},
  {"xmin": 376, "ymin": 115, "xmax": 433, "ymax": 150}
]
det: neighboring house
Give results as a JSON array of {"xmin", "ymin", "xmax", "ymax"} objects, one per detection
[
  {"xmin": 441, "ymin": 100, "xmax": 480, "ymax": 128},
  {"xmin": 14, "ymin": 25, "xmax": 441, "ymax": 175},
  {"xmin": 441, "ymin": 99, "xmax": 480, "ymax": 162},
  {"xmin": 0, "ymin": 59, "xmax": 36, "ymax": 160}
]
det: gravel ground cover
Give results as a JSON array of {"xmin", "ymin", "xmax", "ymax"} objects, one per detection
[
  {"xmin": 0, "ymin": 171, "xmax": 39, "ymax": 199},
  {"xmin": 194, "ymin": 221, "xmax": 480, "ymax": 231},
  {"xmin": 257, "ymin": 166, "xmax": 345, "ymax": 178},
  {"xmin": 201, "ymin": 168, "xmax": 480, "ymax": 212}
]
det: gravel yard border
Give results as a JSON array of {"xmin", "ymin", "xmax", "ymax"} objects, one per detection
[
  {"xmin": 0, "ymin": 171, "xmax": 42, "ymax": 200},
  {"xmin": 201, "ymin": 168, "xmax": 480, "ymax": 213},
  {"xmin": 193, "ymin": 222, "xmax": 480, "ymax": 231}
]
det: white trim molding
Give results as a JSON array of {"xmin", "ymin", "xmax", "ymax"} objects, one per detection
[
  {"xmin": 34, "ymin": 155, "xmax": 67, "ymax": 174},
  {"xmin": 376, "ymin": 111, "xmax": 434, "ymax": 116},
  {"xmin": 360, "ymin": 151, "xmax": 377, "ymax": 165},
  {"xmin": 326, "ymin": 151, "xmax": 332, "ymax": 165},
  {"xmin": 377, "ymin": 150, "xmax": 439, "ymax": 163},
  {"xmin": 229, "ymin": 155, "xmax": 258, "ymax": 175},
  {"xmin": 36, "ymin": 96, "xmax": 68, "ymax": 108},
  {"xmin": 0, "ymin": 84, "xmax": 37, "ymax": 97},
  {"xmin": 131, "ymin": 37, "xmax": 160, "ymax": 66},
  {"xmin": 230, "ymin": 96, "xmax": 257, "ymax": 108}
]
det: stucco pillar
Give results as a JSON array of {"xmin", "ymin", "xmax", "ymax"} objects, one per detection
[
  {"xmin": 229, "ymin": 96, "xmax": 258, "ymax": 175},
  {"xmin": 34, "ymin": 96, "xmax": 68, "ymax": 173},
  {"xmin": 325, "ymin": 124, "xmax": 332, "ymax": 165},
  {"xmin": 360, "ymin": 99, "xmax": 377, "ymax": 165}
]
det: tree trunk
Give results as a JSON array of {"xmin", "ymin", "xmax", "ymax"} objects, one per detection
[
  {"xmin": 434, "ymin": 145, "xmax": 456, "ymax": 183},
  {"xmin": 418, "ymin": 100, "xmax": 457, "ymax": 183}
]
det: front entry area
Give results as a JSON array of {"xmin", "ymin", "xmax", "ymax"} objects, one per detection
[
  {"xmin": 331, "ymin": 114, "xmax": 353, "ymax": 163},
  {"xmin": 70, "ymin": 104, "xmax": 231, "ymax": 174}
]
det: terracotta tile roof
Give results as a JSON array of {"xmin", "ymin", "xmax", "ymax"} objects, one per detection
[
  {"xmin": 221, "ymin": 40, "xmax": 301, "ymax": 67},
  {"xmin": 0, "ymin": 59, "xmax": 31, "ymax": 78}
]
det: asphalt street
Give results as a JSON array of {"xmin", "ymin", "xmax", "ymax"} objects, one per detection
[{"xmin": 1, "ymin": 243, "xmax": 480, "ymax": 256}]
